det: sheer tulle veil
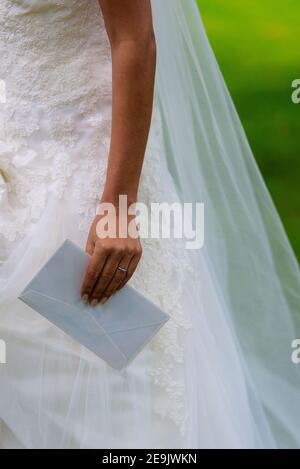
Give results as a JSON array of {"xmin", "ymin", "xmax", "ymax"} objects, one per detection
[{"xmin": 151, "ymin": 0, "xmax": 300, "ymax": 448}]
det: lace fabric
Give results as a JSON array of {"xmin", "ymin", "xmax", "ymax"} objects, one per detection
[{"xmin": 0, "ymin": 0, "xmax": 111, "ymax": 240}]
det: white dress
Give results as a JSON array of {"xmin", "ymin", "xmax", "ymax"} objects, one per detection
[{"xmin": 0, "ymin": 0, "xmax": 270, "ymax": 449}]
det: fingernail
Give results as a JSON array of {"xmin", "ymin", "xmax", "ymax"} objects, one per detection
[
  {"xmin": 82, "ymin": 294, "xmax": 89, "ymax": 305},
  {"xmin": 90, "ymin": 299, "xmax": 99, "ymax": 307},
  {"xmin": 100, "ymin": 297, "xmax": 108, "ymax": 305}
]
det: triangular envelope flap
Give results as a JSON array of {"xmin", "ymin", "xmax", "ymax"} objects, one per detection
[
  {"xmin": 20, "ymin": 290, "xmax": 127, "ymax": 370},
  {"xmin": 98, "ymin": 286, "xmax": 169, "ymax": 334},
  {"xmin": 22, "ymin": 240, "xmax": 88, "ymax": 304},
  {"xmin": 109, "ymin": 323, "xmax": 165, "ymax": 359}
]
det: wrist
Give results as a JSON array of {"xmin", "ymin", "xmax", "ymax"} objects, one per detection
[{"xmin": 100, "ymin": 192, "xmax": 137, "ymax": 208}]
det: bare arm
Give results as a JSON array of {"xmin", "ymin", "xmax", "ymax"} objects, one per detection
[
  {"xmin": 100, "ymin": 0, "xmax": 156, "ymax": 205},
  {"xmin": 81, "ymin": 0, "xmax": 156, "ymax": 305}
]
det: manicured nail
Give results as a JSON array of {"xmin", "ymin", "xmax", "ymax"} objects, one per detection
[
  {"xmin": 90, "ymin": 299, "xmax": 99, "ymax": 307},
  {"xmin": 82, "ymin": 294, "xmax": 89, "ymax": 305},
  {"xmin": 100, "ymin": 297, "xmax": 108, "ymax": 305}
]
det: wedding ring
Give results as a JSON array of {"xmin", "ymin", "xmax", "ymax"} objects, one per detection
[{"xmin": 117, "ymin": 266, "xmax": 128, "ymax": 273}]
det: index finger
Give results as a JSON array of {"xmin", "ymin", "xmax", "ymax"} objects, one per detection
[{"xmin": 81, "ymin": 246, "xmax": 109, "ymax": 301}]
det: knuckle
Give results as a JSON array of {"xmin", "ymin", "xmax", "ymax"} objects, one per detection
[
  {"xmin": 93, "ymin": 284, "xmax": 105, "ymax": 296},
  {"xmin": 93, "ymin": 286, "xmax": 105, "ymax": 298},
  {"xmin": 135, "ymin": 250, "xmax": 142, "ymax": 260},
  {"xmin": 100, "ymin": 272, "xmax": 112, "ymax": 284},
  {"xmin": 124, "ymin": 243, "xmax": 133, "ymax": 253},
  {"xmin": 115, "ymin": 275, "xmax": 123, "ymax": 284},
  {"xmin": 116, "ymin": 245, "xmax": 126, "ymax": 255},
  {"xmin": 96, "ymin": 238, "xmax": 113, "ymax": 253},
  {"xmin": 135, "ymin": 244, "xmax": 143, "ymax": 256},
  {"xmin": 113, "ymin": 275, "xmax": 121, "ymax": 285},
  {"xmin": 95, "ymin": 241, "xmax": 111, "ymax": 254},
  {"xmin": 86, "ymin": 270, "xmax": 97, "ymax": 280},
  {"xmin": 102, "ymin": 244, "xmax": 112, "ymax": 254}
]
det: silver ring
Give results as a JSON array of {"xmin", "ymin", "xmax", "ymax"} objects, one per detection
[{"xmin": 117, "ymin": 266, "xmax": 128, "ymax": 273}]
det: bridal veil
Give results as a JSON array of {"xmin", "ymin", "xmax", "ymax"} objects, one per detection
[{"xmin": 152, "ymin": 0, "xmax": 300, "ymax": 448}]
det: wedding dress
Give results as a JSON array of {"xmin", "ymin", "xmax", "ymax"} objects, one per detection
[{"xmin": 0, "ymin": 0, "xmax": 299, "ymax": 449}]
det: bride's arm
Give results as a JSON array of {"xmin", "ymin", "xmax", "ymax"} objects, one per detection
[
  {"xmin": 81, "ymin": 0, "xmax": 156, "ymax": 305},
  {"xmin": 99, "ymin": 0, "xmax": 156, "ymax": 206}
]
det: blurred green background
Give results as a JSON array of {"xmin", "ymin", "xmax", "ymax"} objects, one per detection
[{"xmin": 199, "ymin": 0, "xmax": 300, "ymax": 258}]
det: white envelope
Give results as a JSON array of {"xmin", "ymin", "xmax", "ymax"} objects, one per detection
[{"xmin": 18, "ymin": 239, "xmax": 169, "ymax": 370}]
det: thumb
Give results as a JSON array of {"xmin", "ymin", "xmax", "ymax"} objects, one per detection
[{"xmin": 85, "ymin": 239, "xmax": 94, "ymax": 256}]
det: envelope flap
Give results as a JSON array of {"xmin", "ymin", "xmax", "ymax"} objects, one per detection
[
  {"xmin": 96, "ymin": 287, "xmax": 169, "ymax": 334},
  {"xmin": 108, "ymin": 323, "xmax": 167, "ymax": 364}
]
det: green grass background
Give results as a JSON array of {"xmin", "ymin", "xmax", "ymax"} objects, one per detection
[{"xmin": 198, "ymin": 0, "xmax": 300, "ymax": 258}]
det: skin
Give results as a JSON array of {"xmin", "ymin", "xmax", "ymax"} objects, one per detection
[{"xmin": 81, "ymin": 0, "xmax": 156, "ymax": 306}]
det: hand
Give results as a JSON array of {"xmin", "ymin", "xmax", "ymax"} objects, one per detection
[{"xmin": 81, "ymin": 211, "xmax": 142, "ymax": 306}]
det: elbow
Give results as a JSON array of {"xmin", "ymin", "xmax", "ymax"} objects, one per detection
[{"xmin": 110, "ymin": 29, "xmax": 156, "ymax": 63}]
